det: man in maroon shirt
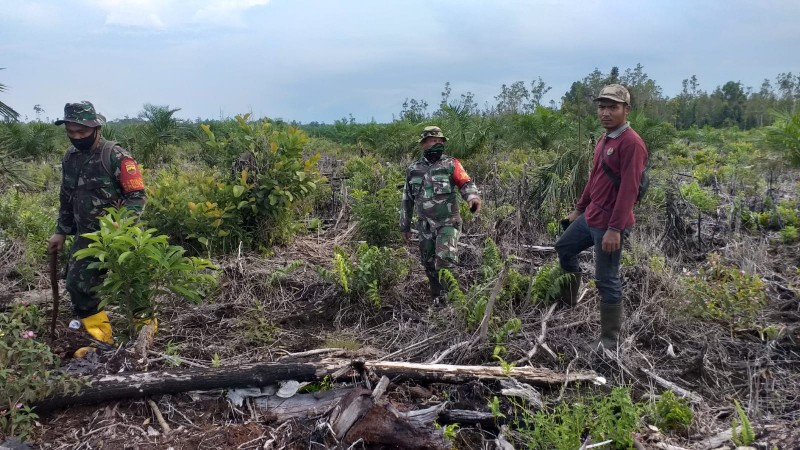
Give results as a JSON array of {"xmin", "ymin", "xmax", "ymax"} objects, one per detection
[{"xmin": 555, "ymin": 84, "xmax": 648, "ymax": 351}]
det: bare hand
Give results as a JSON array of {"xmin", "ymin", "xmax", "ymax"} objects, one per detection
[
  {"xmin": 567, "ymin": 210, "xmax": 581, "ymax": 223},
  {"xmin": 47, "ymin": 233, "xmax": 66, "ymax": 254},
  {"xmin": 601, "ymin": 229, "xmax": 621, "ymax": 253},
  {"xmin": 468, "ymin": 197, "xmax": 481, "ymax": 214}
]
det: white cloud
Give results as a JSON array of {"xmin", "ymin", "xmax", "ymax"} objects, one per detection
[
  {"xmin": 85, "ymin": 0, "xmax": 270, "ymax": 29},
  {"xmin": 0, "ymin": 2, "xmax": 63, "ymax": 27},
  {"xmin": 192, "ymin": 0, "xmax": 270, "ymax": 27}
]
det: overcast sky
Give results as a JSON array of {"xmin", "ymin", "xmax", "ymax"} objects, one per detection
[{"xmin": 1, "ymin": 0, "xmax": 798, "ymax": 123}]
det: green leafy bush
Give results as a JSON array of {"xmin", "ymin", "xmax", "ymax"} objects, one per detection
[
  {"xmin": 344, "ymin": 155, "xmax": 389, "ymax": 192},
  {"xmin": 765, "ymin": 110, "xmax": 800, "ymax": 167},
  {"xmin": 685, "ymin": 253, "xmax": 766, "ymax": 331},
  {"xmin": 781, "ymin": 225, "xmax": 798, "ymax": 243},
  {"xmin": 1, "ymin": 304, "xmax": 84, "ymax": 440},
  {"xmin": 757, "ymin": 200, "xmax": 799, "ymax": 231},
  {"xmin": 0, "ymin": 190, "xmax": 58, "ymax": 286},
  {"xmin": 652, "ymin": 390, "xmax": 693, "ymax": 432},
  {"xmin": 516, "ymin": 387, "xmax": 641, "ymax": 450},
  {"xmin": 680, "ymin": 181, "xmax": 719, "ymax": 214},
  {"xmin": 351, "ymin": 186, "xmax": 402, "ymax": 246},
  {"xmin": 74, "ymin": 207, "xmax": 218, "ymax": 337},
  {"xmin": 201, "ymin": 114, "xmax": 322, "ymax": 246},
  {"xmin": 144, "ymin": 167, "xmax": 246, "ymax": 255}
]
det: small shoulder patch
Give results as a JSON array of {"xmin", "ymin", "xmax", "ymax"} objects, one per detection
[{"xmin": 119, "ymin": 157, "xmax": 145, "ymax": 193}]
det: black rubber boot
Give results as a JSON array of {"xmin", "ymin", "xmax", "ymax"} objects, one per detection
[
  {"xmin": 426, "ymin": 269, "xmax": 444, "ymax": 300},
  {"xmin": 558, "ymin": 272, "xmax": 581, "ymax": 307},
  {"xmin": 591, "ymin": 302, "xmax": 623, "ymax": 351}
]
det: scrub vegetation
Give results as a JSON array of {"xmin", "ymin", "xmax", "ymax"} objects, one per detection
[{"xmin": 1, "ymin": 65, "xmax": 799, "ymax": 448}]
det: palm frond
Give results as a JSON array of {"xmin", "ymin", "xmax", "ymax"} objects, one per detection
[
  {"xmin": 529, "ymin": 140, "xmax": 592, "ymax": 221},
  {"xmin": 0, "ymin": 68, "xmax": 21, "ymax": 122}
]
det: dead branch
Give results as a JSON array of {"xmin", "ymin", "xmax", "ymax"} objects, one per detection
[
  {"xmin": 694, "ymin": 426, "xmax": 740, "ymax": 450},
  {"xmin": 474, "ymin": 264, "xmax": 509, "ymax": 345},
  {"xmin": 147, "ymin": 398, "xmax": 171, "ymax": 434},
  {"xmin": 36, "ymin": 358, "xmax": 603, "ymax": 413},
  {"xmin": 639, "ymin": 367, "xmax": 704, "ymax": 404},
  {"xmin": 515, "ymin": 303, "xmax": 558, "ymax": 365}
]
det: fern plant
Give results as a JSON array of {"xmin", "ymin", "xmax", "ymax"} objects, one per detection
[
  {"xmin": 319, "ymin": 244, "xmax": 408, "ymax": 307},
  {"xmin": 528, "ymin": 261, "xmax": 572, "ymax": 304},
  {"xmin": 731, "ymin": 399, "xmax": 755, "ymax": 446},
  {"xmin": 268, "ymin": 260, "xmax": 304, "ymax": 285}
]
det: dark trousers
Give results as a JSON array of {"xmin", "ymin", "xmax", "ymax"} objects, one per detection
[
  {"xmin": 555, "ymin": 214, "xmax": 624, "ymax": 305},
  {"xmin": 65, "ymin": 236, "xmax": 104, "ymax": 318}
]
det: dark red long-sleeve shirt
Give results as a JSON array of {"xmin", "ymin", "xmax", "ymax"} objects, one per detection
[{"xmin": 576, "ymin": 124, "xmax": 648, "ymax": 231}]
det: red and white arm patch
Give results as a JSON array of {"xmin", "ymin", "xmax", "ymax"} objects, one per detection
[
  {"xmin": 119, "ymin": 157, "xmax": 145, "ymax": 193},
  {"xmin": 452, "ymin": 158, "xmax": 472, "ymax": 188}
]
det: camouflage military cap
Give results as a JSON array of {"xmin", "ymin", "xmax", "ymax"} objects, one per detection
[
  {"xmin": 594, "ymin": 84, "xmax": 631, "ymax": 104},
  {"xmin": 418, "ymin": 126, "xmax": 448, "ymax": 143},
  {"xmin": 54, "ymin": 101, "xmax": 106, "ymax": 127}
]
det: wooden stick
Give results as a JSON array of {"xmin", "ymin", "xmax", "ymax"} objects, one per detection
[
  {"xmin": 694, "ymin": 426, "xmax": 739, "ymax": 450},
  {"xmin": 639, "ymin": 368, "xmax": 703, "ymax": 404},
  {"xmin": 147, "ymin": 398, "xmax": 171, "ymax": 434},
  {"xmin": 428, "ymin": 341, "xmax": 470, "ymax": 364},
  {"xmin": 515, "ymin": 303, "xmax": 557, "ymax": 365},
  {"xmin": 474, "ymin": 265, "xmax": 509, "ymax": 345},
  {"xmin": 277, "ymin": 348, "xmax": 345, "ymax": 361}
]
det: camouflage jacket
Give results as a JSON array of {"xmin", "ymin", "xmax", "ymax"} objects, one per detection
[
  {"xmin": 56, "ymin": 138, "xmax": 146, "ymax": 236},
  {"xmin": 400, "ymin": 155, "xmax": 480, "ymax": 232}
]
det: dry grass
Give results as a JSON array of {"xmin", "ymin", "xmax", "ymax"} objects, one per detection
[{"xmin": 3, "ymin": 183, "xmax": 798, "ymax": 449}]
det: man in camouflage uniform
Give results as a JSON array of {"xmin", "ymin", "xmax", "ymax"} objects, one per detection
[
  {"xmin": 47, "ymin": 101, "xmax": 146, "ymax": 354},
  {"xmin": 400, "ymin": 126, "xmax": 481, "ymax": 303}
]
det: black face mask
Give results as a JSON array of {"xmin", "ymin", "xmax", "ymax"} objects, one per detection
[
  {"xmin": 424, "ymin": 143, "xmax": 444, "ymax": 162},
  {"xmin": 70, "ymin": 128, "xmax": 98, "ymax": 151}
]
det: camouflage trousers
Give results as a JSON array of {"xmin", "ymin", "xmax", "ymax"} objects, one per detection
[
  {"xmin": 66, "ymin": 236, "xmax": 105, "ymax": 319},
  {"xmin": 417, "ymin": 220, "xmax": 460, "ymax": 298}
]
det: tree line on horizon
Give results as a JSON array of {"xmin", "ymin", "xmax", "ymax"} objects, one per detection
[{"xmin": 2, "ymin": 64, "xmax": 800, "ymax": 131}]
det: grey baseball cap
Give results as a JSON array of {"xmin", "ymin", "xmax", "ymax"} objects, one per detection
[{"xmin": 594, "ymin": 84, "xmax": 631, "ymax": 104}]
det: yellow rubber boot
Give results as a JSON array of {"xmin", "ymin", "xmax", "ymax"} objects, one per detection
[
  {"xmin": 74, "ymin": 311, "xmax": 113, "ymax": 358},
  {"xmin": 82, "ymin": 311, "xmax": 114, "ymax": 344}
]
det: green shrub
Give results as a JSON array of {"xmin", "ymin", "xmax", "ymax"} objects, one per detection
[
  {"xmin": 201, "ymin": 114, "xmax": 322, "ymax": 246},
  {"xmin": 0, "ymin": 190, "xmax": 58, "ymax": 286},
  {"xmin": 685, "ymin": 253, "xmax": 766, "ymax": 331},
  {"xmin": 74, "ymin": 207, "xmax": 218, "ymax": 337},
  {"xmin": 515, "ymin": 387, "xmax": 641, "ymax": 450},
  {"xmin": 652, "ymin": 390, "xmax": 693, "ymax": 432},
  {"xmin": 680, "ymin": 181, "xmax": 719, "ymax": 214},
  {"xmin": 781, "ymin": 225, "xmax": 798, "ymax": 243},
  {"xmin": 143, "ymin": 167, "xmax": 246, "ymax": 255},
  {"xmin": 344, "ymin": 155, "xmax": 389, "ymax": 192},
  {"xmin": 351, "ymin": 186, "xmax": 402, "ymax": 246},
  {"xmin": 0, "ymin": 304, "xmax": 84, "ymax": 440},
  {"xmin": 758, "ymin": 200, "xmax": 800, "ymax": 231}
]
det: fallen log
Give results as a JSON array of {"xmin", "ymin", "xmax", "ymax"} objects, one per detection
[
  {"xmin": 364, "ymin": 360, "xmax": 605, "ymax": 386},
  {"xmin": 36, "ymin": 357, "xmax": 604, "ymax": 413}
]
